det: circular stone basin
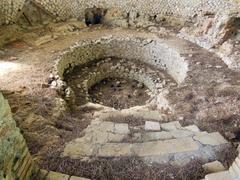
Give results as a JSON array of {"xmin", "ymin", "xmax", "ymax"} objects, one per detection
[{"xmin": 65, "ymin": 57, "xmax": 151, "ymax": 109}]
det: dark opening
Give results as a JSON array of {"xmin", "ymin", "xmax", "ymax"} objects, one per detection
[{"xmin": 84, "ymin": 7, "xmax": 107, "ymax": 26}]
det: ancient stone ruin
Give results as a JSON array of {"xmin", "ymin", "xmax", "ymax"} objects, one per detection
[{"xmin": 0, "ymin": 0, "xmax": 240, "ymax": 179}]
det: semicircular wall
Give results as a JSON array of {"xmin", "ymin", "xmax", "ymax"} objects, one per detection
[{"xmin": 54, "ymin": 35, "xmax": 188, "ymax": 84}]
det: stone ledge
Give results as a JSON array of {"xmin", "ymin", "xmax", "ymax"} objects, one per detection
[
  {"xmin": 205, "ymin": 170, "xmax": 233, "ymax": 180},
  {"xmin": 132, "ymin": 137, "xmax": 199, "ymax": 157},
  {"xmin": 193, "ymin": 132, "xmax": 228, "ymax": 146}
]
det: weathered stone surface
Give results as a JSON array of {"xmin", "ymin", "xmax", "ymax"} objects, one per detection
[
  {"xmin": 63, "ymin": 139, "xmax": 97, "ymax": 157},
  {"xmin": 142, "ymin": 131, "xmax": 173, "ymax": 141},
  {"xmin": 160, "ymin": 121, "xmax": 182, "ymax": 131},
  {"xmin": 132, "ymin": 137, "xmax": 199, "ymax": 157},
  {"xmin": 193, "ymin": 132, "xmax": 228, "ymax": 146},
  {"xmin": 39, "ymin": 169, "xmax": 49, "ymax": 179},
  {"xmin": 70, "ymin": 176, "xmax": 91, "ymax": 180},
  {"xmin": 108, "ymin": 133, "xmax": 127, "ymax": 142},
  {"xmin": 184, "ymin": 125, "xmax": 200, "ymax": 132},
  {"xmin": 46, "ymin": 171, "xmax": 69, "ymax": 180},
  {"xmin": 114, "ymin": 123, "xmax": 130, "ymax": 134},
  {"xmin": 229, "ymin": 161, "xmax": 240, "ymax": 179},
  {"xmin": 97, "ymin": 143, "xmax": 132, "ymax": 157},
  {"xmin": 170, "ymin": 130, "xmax": 195, "ymax": 138},
  {"xmin": 202, "ymin": 161, "xmax": 226, "ymax": 173},
  {"xmin": 145, "ymin": 121, "xmax": 161, "ymax": 131},
  {"xmin": 205, "ymin": 171, "xmax": 233, "ymax": 180}
]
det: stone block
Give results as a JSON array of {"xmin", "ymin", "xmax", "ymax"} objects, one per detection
[
  {"xmin": 202, "ymin": 161, "xmax": 226, "ymax": 173},
  {"xmin": 108, "ymin": 133, "xmax": 126, "ymax": 142},
  {"xmin": 132, "ymin": 137, "xmax": 199, "ymax": 157},
  {"xmin": 160, "ymin": 121, "xmax": 182, "ymax": 131},
  {"xmin": 97, "ymin": 143, "xmax": 132, "ymax": 157},
  {"xmin": 46, "ymin": 171, "xmax": 69, "ymax": 180},
  {"xmin": 70, "ymin": 176, "xmax": 91, "ymax": 180},
  {"xmin": 145, "ymin": 121, "xmax": 161, "ymax": 131},
  {"xmin": 142, "ymin": 131, "xmax": 173, "ymax": 141},
  {"xmin": 193, "ymin": 132, "xmax": 228, "ymax": 146},
  {"xmin": 114, "ymin": 123, "xmax": 130, "ymax": 134},
  {"xmin": 38, "ymin": 169, "xmax": 49, "ymax": 179},
  {"xmin": 205, "ymin": 171, "xmax": 233, "ymax": 180},
  {"xmin": 183, "ymin": 125, "xmax": 200, "ymax": 132},
  {"xmin": 170, "ymin": 130, "xmax": 195, "ymax": 138}
]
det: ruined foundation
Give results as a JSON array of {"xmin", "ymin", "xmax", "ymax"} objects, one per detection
[{"xmin": 0, "ymin": 0, "xmax": 240, "ymax": 180}]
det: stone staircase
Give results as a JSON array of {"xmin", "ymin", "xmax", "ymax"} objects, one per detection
[{"xmin": 63, "ymin": 120, "xmax": 230, "ymax": 166}]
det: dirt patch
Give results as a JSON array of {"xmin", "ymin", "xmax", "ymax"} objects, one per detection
[
  {"xmin": 89, "ymin": 77, "xmax": 149, "ymax": 110},
  {"xmin": 39, "ymin": 156, "xmax": 206, "ymax": 180},
  {"xmin": 104, "ymin": 115, "xmax": 157, "ymax": 127}
]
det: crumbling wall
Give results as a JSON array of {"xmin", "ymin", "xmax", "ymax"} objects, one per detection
[
  {"xmin": 0, "ymin": 0, "xmax": 239, "ymax": 25},
  {"xmin": 0, "ymin": 93, "xmax": 36, "ymax": 179}
]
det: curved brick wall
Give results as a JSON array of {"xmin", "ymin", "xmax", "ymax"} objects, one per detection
[
  {"xmin": 0, "ymin": 0, "xmax": 25, "ymax": 24},
  {"xmin": 0, "ymin": 93, "xmax": 35, "ymax": 180},
  {"xmin": 1, "ymin": 0, "xmax": 240, "ymax": 24}
]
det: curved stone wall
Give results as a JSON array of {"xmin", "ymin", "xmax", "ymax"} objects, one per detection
[
  {"xmin": 0, "ymin": 0, "xmax": 25, "ymax": 25},
  {"xmin": 1, "ymin": 0, "xmax": 240, "ymax": 24},
  {"xmin": 0, "ymin": 93, "xmax": 35, "ymax": 179},
  {"xmin": 55, "ymin": 35, "xmax": 188, "ymax": 84}
]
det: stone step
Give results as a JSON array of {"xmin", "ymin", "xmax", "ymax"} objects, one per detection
[
  {"xmin": 139, "ymin": 130, "xmax": 207, "ymax": 142},
  {"xmin": 131, "ymin": 137, "xmax": 199, "ymax": 157},
  {"xmin": 202, "ymin": 161, "xmax": 226, "ymax": 174},
  {"xmin": 160, "ymin": 121, "xmax": 182, "ymax": 131},
  {"xmin": 97, "ymin": 137, "xmax": 200, "ymax": 161},
  {"xmin": 39, "ymin": 169, "xmax": 90, "ymax": 180},
  {"xmin": 205, "ymin": 171, "xmax": 233, "ymax": 180},
  {"xmin": 235, "ymin": 157, "xmax": 240, "ymax": 168},
  {"xmin": 229, "ymin": 162, "xmax": 240, "ymax": 179}
]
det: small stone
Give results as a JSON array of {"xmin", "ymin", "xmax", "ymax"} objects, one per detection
[
  {"xmin": 224, "ymin": 131, "xmax": 236, "ymax": 140},
  {"xmin": 9, "ymin": 56, "xmax": 18, "ymax": 61},
  {"xmin": 202, "ymin": 161, "xmax": 226, "ymax": 173},
  {"xmin": 51, "ymin": 81, "xmax": 57, "ymax": 87},
  {"xmin": 215, "ymin": 66, "xmax": 222, "ymax": 69},
  {"xmin": 116, "ymin": 81, "xmax": 121, "ymax": 86},
  {"xmin": 145, "ymin": 121, "xmax": 161, "ymax": 131},
  {"xmin": 133, "ymin": 90, "xmax": 140, "ymax": 97},
  {"xmin": 137, "ymin": 83, "xmax": 144, "ymax": 89}
]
